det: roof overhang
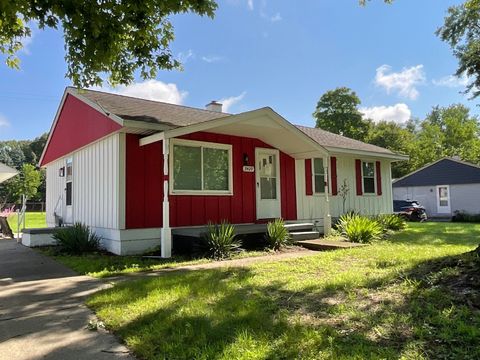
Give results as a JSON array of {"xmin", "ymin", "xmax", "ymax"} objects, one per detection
[
  {"xmin": 326, "ymin": 146, "xmax": 409, "ymax": 161},
  {"xmin": 140, "ymin": 107, "xmax": 329, "ymax": 159},
  {"xmin": 0, "ymin": 163, "xmax": 18, "ymax": 184}
]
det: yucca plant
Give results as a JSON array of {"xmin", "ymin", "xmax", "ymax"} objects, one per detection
[
  {"xmin": 53, "ymin": 222, "xmax": 101, "ymax": 255},
  {"xmin": 265, "ymin": 218, "xmax": 291, "ymax": 250},
  {"xmin": 203, "ymin": 221, "xmax": 241, "ymax": 259},
  {"xmin": 375, "ymin": 214, "xmax": 407, "ymax": 231},
  {"xmin": 337, "ymin": 213, "xmax": 382, "ymax": 244}
]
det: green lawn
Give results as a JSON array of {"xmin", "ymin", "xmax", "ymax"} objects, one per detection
[
  {"xmin": 46, "ymin": 249, "xmax": 270, "ymax": 278},
  {"xmin": 88, "ymin": 222, "xmax": 480, "ymax": 359},
  {"xmin": 7, "ymin": 212, "xmax": 46, "ymax": 233}
]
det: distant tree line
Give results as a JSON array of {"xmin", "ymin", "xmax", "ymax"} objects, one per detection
[
  {"xmin": 0, "ymin": 133, "xmax": 47, "ymax": 207},
  {"xmin": 313, "ymin": 87, "xmax": 480, "ymax": 179}
]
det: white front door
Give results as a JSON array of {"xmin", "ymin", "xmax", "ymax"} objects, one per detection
[
  {"xmin": 64, "ymin": 157, "xmax": 73, "ymax": 224},
  {"xmin": 255, "ymin": 148, "xmax": 281, "ymax": 219},
  {"xmin": 436, "ymin": 185, "xmax": 451, "ymax": 214}
]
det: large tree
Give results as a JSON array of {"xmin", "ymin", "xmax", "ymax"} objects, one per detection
[
  {"xmin": 0, "ymin": 1, "xmax": 217, "ymax": 87},
  {"xmin": 437, "ymin": 0, "xmax": 480, "ymax": 98},
  {"xmin": 313, "ymin": 87, "xmax": 370, "ymax": 141}
]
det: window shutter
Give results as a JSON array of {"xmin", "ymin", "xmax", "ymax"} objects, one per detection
[
  {"xmin": 330, "ymin": 157, "xmax": 338, "ymax": 196},
  {"xmin": 305, "ymin": 159, "xmax": 313, "ymax": 196},
  {"xmin": 376, "ymin": 161, "xmax": 382, "ymax": 196},
  {"xmin": 355, "ymin": 159, "xmax": 363, "ymax": 196}
]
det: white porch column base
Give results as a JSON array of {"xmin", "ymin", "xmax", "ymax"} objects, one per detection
[{"xmin": 161, "ymin": 227, "xmax": 172, "ymax": 258}]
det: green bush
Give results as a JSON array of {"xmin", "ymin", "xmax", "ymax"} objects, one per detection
[
  {"xmin": 375, "ymin": 214, "xmax": 407, "ymax": 231},
  {"xmin": 265, "ymin": 218, "xmax": 291, "ymax": 250},
  {"xmin": 337, "ymin": 213, "xmax": 383, "ymax": 243},
  {"xmin": 452, "ymin": 210, "xmax": 480, "ymax": 223},
  {"xmin": 202, "ymin": 221, "xmax": 241, "ymax": 259},
  {"xmin": 53, "ymin": 223, "xmax": 101, "ymax": 255}
]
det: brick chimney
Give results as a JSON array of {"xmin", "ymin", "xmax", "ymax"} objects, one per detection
[{"xmin": 206, "ymin": 101, "xmax": 223, "ymax": 112}]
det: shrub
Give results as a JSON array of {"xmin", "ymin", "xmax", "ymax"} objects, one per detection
[
  {"xmin": 452, "ymin": 210, "xmax": 480, "ymax": 223},
  {"xmin": 202, "ymin": 221, "xmax": 241, "ymax": 259},
  {"xmin": 265, "ymin": 218, "xmax": 291, "ymax": 250},
  {"xmin": 53, "ymin": 223, "xmax": 101, "ymax": 255},
  {"xmin": 375, "ymin": 214, "xmax": 407, "ymax": 231},
  {"xmin": 337, "ymin": 213, "xmax": 383, "ymax": 244}
]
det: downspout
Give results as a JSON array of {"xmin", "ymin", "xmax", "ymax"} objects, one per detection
[
  {"xmin": 161, "ymin": 138, "xmax": 172, "ymax": 257},
  {"xmin": 323, "ymin": 156, "xmax": 332, "ymax": 235}
]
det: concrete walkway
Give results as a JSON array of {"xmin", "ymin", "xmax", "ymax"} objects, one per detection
[{"xmin": 0, "ymin": 240, "xmax": 134, "ymax": 360}]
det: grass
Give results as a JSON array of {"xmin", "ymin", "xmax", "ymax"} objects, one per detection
[
  {"xmin": 43, "ymin": 248, "xmax": 272, "ymax": 278},
  {"xmin": 7, "ymin": 212, "xmax": 46, "ymax": 233},
  {"xmin": 87, "ymin": 222, "xmax": 480, "ymax": 359}
]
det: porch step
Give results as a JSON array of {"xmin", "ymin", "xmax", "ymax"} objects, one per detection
[
  {"xmin": 296, "ymin": 239, "xmax": 367, "ymax": 251},
  {"xmin": 285, "ymin": 222, "xmax": 315, "ymax": 233},
  {"xmin": 290, "ymin": 231, "xmax": 320, "ymax": 241}
]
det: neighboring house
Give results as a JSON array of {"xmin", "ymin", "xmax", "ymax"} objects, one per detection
[
  {"xmin": 393, "ymin": 157, "xmax": 480, "ymax": 218},
  {"xmin": 39, "ymin": 87, "xmax": 406, "ymax": 255},
  {"xmin": 0, "ymin": 162, "xmax": 17, "ymax": 184}
]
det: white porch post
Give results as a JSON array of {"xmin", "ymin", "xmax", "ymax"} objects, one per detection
[
  {"xmin": 161, "ymin": 138, "xmax": 172, "ymax": 258},
  {"xmin": 323, "ymin": 157, "xmax": 332, "ymax": 235}
]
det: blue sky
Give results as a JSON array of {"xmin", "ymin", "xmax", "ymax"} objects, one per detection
[{"xmin": 0, "ymin": 0, "xmax": 474, "ymax": 141}]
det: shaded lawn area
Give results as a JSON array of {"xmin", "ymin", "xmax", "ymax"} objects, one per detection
[
  {"xmin": 44, "ymin": 249, "xmax": 271, "ymax": 278},
  {"xmin": 7, "ymin": 212, "xmax": 46, "ymax": 233},
  {"xmin": 88, "ymin": 222, "xmax": 480, "ymax": 359}
]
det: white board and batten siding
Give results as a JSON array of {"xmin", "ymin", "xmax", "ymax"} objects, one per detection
[
  {"xmin": 295, "ymin": 155, "xmax": 394, "ymax": 226},
  {"xmin": 45, "ymin": 133, "xmax": 125, "ymax": 230}
]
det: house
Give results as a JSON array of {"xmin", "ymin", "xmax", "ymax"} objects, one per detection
[
  {"xmin": 38, "ymin": 87, "xmax": 407, "ymax": 256},
  {"xmin": 393, "ymin": 157, "xmax": 480, "ymax": 218},
  {"xmin": 0, "ymin": 162, "xmax": 17, "ymax": 184}
]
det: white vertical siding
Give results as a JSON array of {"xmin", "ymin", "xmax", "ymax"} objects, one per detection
[
  {"xmin": 73, "ymin": 134, "xmax": 120, "ymax": 229},
  {"xmin": 45, "ymin": 133, "xmax": 122, "ymax": 229},
  {"xmin": 45, "ymin": 158, "xmax": 66, "ymax": 227},
  {"xmin": 296, "ymin": 155, "xmax": 394, "ymax": 221}
]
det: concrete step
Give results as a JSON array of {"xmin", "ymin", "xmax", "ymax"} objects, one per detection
[
  {"xmin": 290, "ymin": 231, "xmax": 320, "ymax": 241},
  {"xmin": 285, "ymin": 223, "xmax": 314, "ymax": 233},
  {"xmin": 297, "ymin": 239, "xmax": 367, "ymax": 251}
]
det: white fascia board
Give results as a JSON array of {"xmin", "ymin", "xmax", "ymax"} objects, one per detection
[
  {"xmin": 326, "ymin": 146, "xmax": 409, "ymax": 161},
  {"xmin": 140, "ymin": 132, "xmax": 165, "ymax": 146}
]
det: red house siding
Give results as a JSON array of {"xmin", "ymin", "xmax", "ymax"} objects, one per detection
[
  {"xmin": 41, "ymin": 94, "xmax": 122, "ymax": 166},
  {"xmin": 125, "ymin": 132, "xmax": 297, "ymax": 229}
]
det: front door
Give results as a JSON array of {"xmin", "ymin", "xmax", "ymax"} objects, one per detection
[
  {"xmin": 255, "ymin": 148, "xmax": 281, "ymax": 219},
  {"xmin": 436, "ymin": 185, "xmax": 451, "ymax": 214},
  {"xmin": 64, "ymin": 157, "xmax": 73, "ymax": 224}
]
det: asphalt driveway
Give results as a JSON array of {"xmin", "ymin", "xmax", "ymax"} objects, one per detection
[{"xmin": 0, "ymin": 240, "xmax": 134, "ymax": 359}]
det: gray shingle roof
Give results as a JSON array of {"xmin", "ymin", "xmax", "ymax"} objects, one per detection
[
  {"xmin": 295, "ymin": 125, "xmax": 395, "ymax": 155},
  {"xmin": 393, "ymin": 158, "xmax": 480, "ymax": 187},
  {"xmin": 71, "ymin": 88, "xmax": 395, "ymax": 156},
  {"xmin": 72, "ymin": 87, "xmax": 230, "ymax": 128}
]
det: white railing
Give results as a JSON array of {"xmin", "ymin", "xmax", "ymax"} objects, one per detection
[{"xmin": 16, "ymin": 194, "xmax": 27, "ymax": 242}]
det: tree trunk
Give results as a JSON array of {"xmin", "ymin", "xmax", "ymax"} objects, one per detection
[{"xmin": 0, "ymin": 216, "xmax": 14, "ymax": 238}]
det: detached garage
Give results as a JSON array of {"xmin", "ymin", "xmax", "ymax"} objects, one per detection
[{"xmin": 393, "ymin": 157, "xmax": 480, "ymax": 218}]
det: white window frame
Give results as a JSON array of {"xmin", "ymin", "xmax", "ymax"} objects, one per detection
[
  {"xmin": 169, "ymin": 138, "xmax": 233, "ymax": 196},
  {"xmin": 312, "ymin": 157, "xmax": 327, "ymax": 195},
  {"xmin": 361, "ymin": 160, "xmax": 376, "ymax": 195}
]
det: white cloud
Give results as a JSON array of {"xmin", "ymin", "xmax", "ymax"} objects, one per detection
[
  {"xmin": 201, "ymin": 55, "xmax": 224, "ymax": 63},
  {"xmin": 247, "ymin": 0, "xmax": 254, "ymax": 10},
  {"xmin": 375, "ymin": 64, "xmax": 425, "ymax": 100},
  {"xmin": 432, "ymin": 74, "xmax": 470, "ymax": 88},
  {"xmin": 177, "ymin": 49, "xmax": 195, "ymax": 64},
  {"xmin": 219, "ymin": 92, "xmax": 246, "ymax": 113},
  {"xmin": 360, "ymin": 103, "xmax": 411, "ymax": 125},
  {"xmin": 0, "ymin": 114, "xmax": 9, "ymax": 127},
  {"xmin": 94, "ymin": 80, "xmax": 187, "ymax": 104},
  {"xmin": 270, "ymin": 12, "xmax": 282, "ymax": 22}
]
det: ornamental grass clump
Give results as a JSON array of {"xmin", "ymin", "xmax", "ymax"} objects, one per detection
[
  {"xmin": 337, "ymin": 213, "xmax": 383, "ymax": 244},
  {"xmin": 265, "ymin": 218, "xmax": 291, "ymax": 250},
  {"xmin": 203, "ymin": 221, "xmax": 241, "ymax": 259},
  {"xmin": 53, "ymin": 222, "xmax": 101, "ymax": 255},
  {"xmin": 375, "ymin": 214, "xmax": 407, "ymax": 232}
]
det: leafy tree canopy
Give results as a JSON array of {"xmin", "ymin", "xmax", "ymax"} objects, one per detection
[
  {"xmin": 0, "ymin": 0, "xmax": 217, "ymax": 87},
  {"xmin": 313, "ymin": 87, "xmax": 370, "ymax": 141},
  {"xmin": 437, "ymin": 0, "xmax": 480, "ymax": 98}
]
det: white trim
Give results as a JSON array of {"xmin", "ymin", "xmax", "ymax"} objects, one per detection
[
  {"xmin": 327, "ymin": 146, "xmax": 408, "ymax": 161},
  {"xmin": 117, "ymin": 133, "xmax": 126, "ymax": 229},
  {"xmin": 140, "ymin": 132, "xmax": 165, "ymax": 146},
  {"xmin": 169, "ymin": 138, "xmax": 233, "ymax": 196},
  {"xmin": 255, "ymin": 147, "xmax": 281, "ymax": 219},
  {"xmin": 361, "ymin": 160, "xmax": 377, "ymax": 195}
]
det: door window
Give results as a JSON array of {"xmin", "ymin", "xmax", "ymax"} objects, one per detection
[
  {"xmin": 438, "ymin": 186, "xmax": 449, "ymax": 207},
  {"xmin": 259, "ymin": 154, "xmax": 277, "ymax": 200}
]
